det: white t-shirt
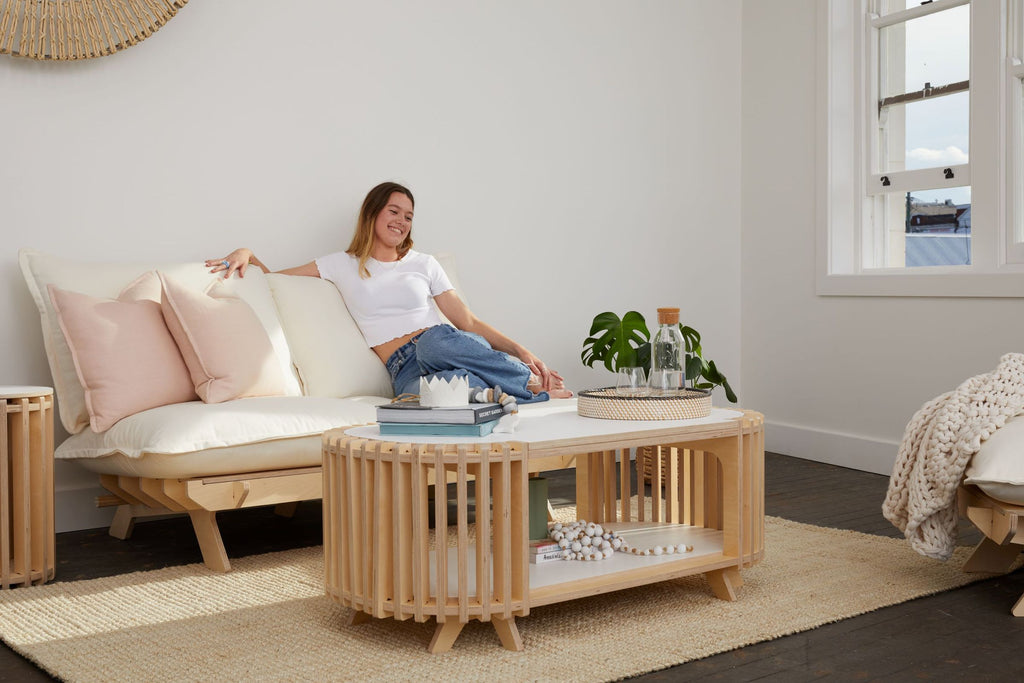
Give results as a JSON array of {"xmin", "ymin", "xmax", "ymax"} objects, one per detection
[{"xmin": 314, "ymin": 250, "xmax": 455, "ymax": 347}]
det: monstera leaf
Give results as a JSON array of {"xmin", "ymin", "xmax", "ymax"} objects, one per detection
[
  {"xmin": 581, "ymin": 311, "xmax": 737, "ymax": 403},
  {"xmin": 580, "ymin": 311, "xmax": 650, "ymax": 373}
]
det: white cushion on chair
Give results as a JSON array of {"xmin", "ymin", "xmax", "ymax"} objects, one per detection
[{"xmin": 964, "ymin": 413, "xmax": 1024, "ymax": 505}]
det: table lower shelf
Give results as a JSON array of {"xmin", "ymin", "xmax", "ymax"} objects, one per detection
[{"xmin": 418, "ymin": 523, "xmax": 743, "ymax": 608}]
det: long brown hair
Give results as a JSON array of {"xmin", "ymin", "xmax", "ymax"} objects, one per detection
[{"xmin": 345, "ymin": 181, "xmax": 415, "ymax": 278}]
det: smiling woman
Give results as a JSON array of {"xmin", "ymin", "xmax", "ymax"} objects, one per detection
[{"xmin": 207, "ymin": 181, "xmax": 572, "ymax": 404}]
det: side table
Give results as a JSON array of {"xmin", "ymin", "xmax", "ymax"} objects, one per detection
[{"xmin": 1, "ymin": 386, "xmax": 55, "ymax": 589}]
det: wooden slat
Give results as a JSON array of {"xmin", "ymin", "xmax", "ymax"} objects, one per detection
[
  {"xmin": 619, "ymin": 447, "xmax": 630, "ymax": 523},
  {"xmin": 1, "ymin": 399, "xmax": 10, "ymax": 589},
  {"xmin": 456, "ymin": 445, "xmax": 469, "ymax": 624},
  {"xmin": 603, "ymin": 450, "xmax": 616, "ymax": 522},
  {"xmin": 433, "ymin": 445, "xmax": 448, "ymax": 622},
  {"xmin": 476, "ymin": 446, "xmax": 492, "ymax": 622},
  {"xmin": 411, "ymin": 445, "xmax": 427, "ymax": 622}
]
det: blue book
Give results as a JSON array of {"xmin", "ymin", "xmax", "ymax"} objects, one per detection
[{"xmin": 377, "ymin": 419, "xmax": 499, "ymax": 437}]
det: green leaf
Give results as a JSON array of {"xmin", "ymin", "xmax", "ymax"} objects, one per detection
[
  {"xmin": 580, "ymin": 311, "xmax": 650, "ymax": 373},
  {"xmin": 685, "ymin": 355, "xmax": 704, "ymax": 382}
]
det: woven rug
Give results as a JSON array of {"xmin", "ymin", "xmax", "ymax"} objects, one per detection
[{"xmin": 0, "ymin": 516, "xmax": 1002, "ymax": 682}]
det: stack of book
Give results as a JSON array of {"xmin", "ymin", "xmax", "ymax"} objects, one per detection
[
  {"xmin": 375, "ymin": 401, "xmax": 504, "ymax": 437},
  {"xmin": 529, "ymin": 538, "xmax": 564, "ymax": 564}
]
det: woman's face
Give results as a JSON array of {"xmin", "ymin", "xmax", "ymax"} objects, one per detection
[{"xmin": 373, "ymin": 192, "xmax": 414, "ymax": 251}]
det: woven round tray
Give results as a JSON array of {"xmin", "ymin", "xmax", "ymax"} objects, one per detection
[{"xmin": 576, "ymin": 387, "xmax": 712, "ymax": 421}]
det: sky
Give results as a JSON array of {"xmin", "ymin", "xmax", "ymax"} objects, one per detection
[{"xmin": 887, "ymin": 3, "xmax": 971, "ymax": 205}]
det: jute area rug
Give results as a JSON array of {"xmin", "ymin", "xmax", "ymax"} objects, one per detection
[{"xmin": 0, "ymin": 516, "xmax": 999, "ymax": 683}]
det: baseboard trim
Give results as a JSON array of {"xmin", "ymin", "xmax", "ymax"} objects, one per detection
[
  {"xmin": 766, "ymin": 422, "xmax": 898, "ymax": 476},
  {"xmin": 55, "ymin": 486, "xmax": 115, "ymax": 533}
]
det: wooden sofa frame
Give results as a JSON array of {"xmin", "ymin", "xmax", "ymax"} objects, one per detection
[
  {"xmin": 957, "ymin": 484, "xmax": 1024, "ymax": 616},
  {"xmin": 98, "ymin": 467, "xmax": 322, "ymax": 572}
]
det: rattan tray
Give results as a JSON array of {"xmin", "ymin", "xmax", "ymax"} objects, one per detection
[{"xmin": 576, "ymin": 387, "xmax": 712, "ymax": 421}]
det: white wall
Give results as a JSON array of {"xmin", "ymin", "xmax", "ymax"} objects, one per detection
[
  {"xmin": 740, "ymin": 0, "xmax": 1024, "ymax": 475},
  {"xmin": 1, "ymin": 1, "xmax": 743, "ymax": 531}
]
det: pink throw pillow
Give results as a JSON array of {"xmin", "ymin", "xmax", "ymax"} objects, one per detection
[
  {"xmin": 158, "ymin": 272, "xmax": 287, "ymax": 403},
  {"xmin": 47, "ymin": 278, "xmax": 198, "ymax": 433}
]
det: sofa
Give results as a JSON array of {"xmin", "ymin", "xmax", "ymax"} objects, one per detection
[{"xmin": 19, "ymin": 248, "xmax": 564, "ymax": 572}]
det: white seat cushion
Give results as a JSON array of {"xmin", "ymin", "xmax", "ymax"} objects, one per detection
[
  {"xmin": 56, "ymin": 395, "xmax": 387, "ymax": 461},
  {"xmin": 964, "ymin": 413, "xmax": 1024, "ymax": 505}
]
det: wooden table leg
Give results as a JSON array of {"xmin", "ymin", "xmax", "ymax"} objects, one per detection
[
  {"xmin": 428, "ymin": 620, "xmax": 466, "ymax": 653},
  {"xmin": 705, "ymin": 566, "xmax": 741, "ymax": 601},
  {"xmin": 492, "ymin": 616, "xmax": 523, "ymax": 651}
]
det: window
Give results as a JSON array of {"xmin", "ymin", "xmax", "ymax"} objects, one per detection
[{"xmin": 818, "ymin": 0, "xmax": 1024, "ymax": 296}]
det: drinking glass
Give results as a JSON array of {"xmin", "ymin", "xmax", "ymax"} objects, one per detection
[{"xmin": 615, "ymin": 367, "xmax": 650, "ymax": 397}]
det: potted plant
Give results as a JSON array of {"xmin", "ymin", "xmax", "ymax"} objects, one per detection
[{"xmin": 580, "ymin": 311, "xmax": 737, "ymax": 403}]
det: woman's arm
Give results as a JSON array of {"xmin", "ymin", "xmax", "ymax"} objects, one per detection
[
  {"xmin": 206, "ymin": 248, "xmax": 320, "ymax": 279},
  {"xmin": 434, "ymin": 290, "xmax": 562, "ymax": 390}
]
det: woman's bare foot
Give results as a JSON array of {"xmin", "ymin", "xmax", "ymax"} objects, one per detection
[{"xmin": 528, "ymin": 373, "xmax": 574, "ymax": 399}]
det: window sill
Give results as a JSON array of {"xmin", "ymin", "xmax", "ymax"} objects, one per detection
[{"xmin": 816, "ymin": 269, "xmax": 1024, "ymax": 298}]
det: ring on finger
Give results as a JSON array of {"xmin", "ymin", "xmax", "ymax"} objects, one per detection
[{"xmin": 221, "ymin": 260, "xmax": 230, "ymax": 267}]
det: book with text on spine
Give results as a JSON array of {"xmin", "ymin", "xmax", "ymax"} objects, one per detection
[
  {"xmin": 376, "ymin": 401, "xmax": 504, "ymax": 425},
  {"xmin": 376, "ymin": 419, "xmax": 500, "ymax": 437},
  {"xmin": 530, "ymin": 549, "xmax": 566, "ymax": 564}
]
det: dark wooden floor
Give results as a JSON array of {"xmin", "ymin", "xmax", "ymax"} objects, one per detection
[{"xmin": 2, "ymin": 453, "xmax": 1023, "ymax": 682}]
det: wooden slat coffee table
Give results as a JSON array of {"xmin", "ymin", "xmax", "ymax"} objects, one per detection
[{"xmin": 322, "ymin": 402, "xmax": 764, "ymax": 652}]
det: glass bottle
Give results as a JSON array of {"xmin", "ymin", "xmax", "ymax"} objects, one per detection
[{"xmin": 649, "ymin": 307, "xmax": 685, "ymax": 396}]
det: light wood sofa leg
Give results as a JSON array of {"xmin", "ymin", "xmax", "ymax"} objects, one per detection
[
  {"xmin": 962, "ymin": 537, "xmax": 1023, "ymax": 574},
  {"xmin": 108, "ymin": 505, "xmax": 136, "ymax": 540},
  {"xmin": 188, "ymin": 510, "xmax": 231, "ymax": 572},
  {"xmin": 706, "ymin": 567, "xmax": 741, "ymax": 601}
]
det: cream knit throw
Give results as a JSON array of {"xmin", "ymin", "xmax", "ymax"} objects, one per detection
[{"xmin": 883, "ymin": 353, "xmax": 1024, "ymax": 561}]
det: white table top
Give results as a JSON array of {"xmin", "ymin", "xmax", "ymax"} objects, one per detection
[
  {"xmin": 0, "ymin": 386, "xmax": 53, "ymax": 399},
  {"xmin": 345, "ymin": 402, "xmax": 745, "ymax": 452}
]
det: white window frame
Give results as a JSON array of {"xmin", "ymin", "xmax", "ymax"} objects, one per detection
[
  {"xmin": 1009, "ymin": 0, "xmax": 1024, "ymax": 263},
  {"xmin": 817, "ymin": 0, "xmax": 1024, "ymax": 297}
]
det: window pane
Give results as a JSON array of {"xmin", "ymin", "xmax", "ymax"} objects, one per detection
[
  {"xmin": 879, "ymin": 5, "xmax": 970, "ymax": 100},
  {"xmin": 878, "ymin": 91, "xmax": 970, "ymax": 172},
  {"xmin": 903, "ymin": 186, "xmax": 972, "ymax": 267}
]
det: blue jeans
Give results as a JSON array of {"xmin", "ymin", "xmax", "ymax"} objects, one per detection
[{"xmin": 384, "ymin": 325, "xmax": 549, "ymax": 403}]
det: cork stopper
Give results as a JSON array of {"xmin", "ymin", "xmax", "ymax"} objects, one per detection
[{"xmin": 656, "ymin": 307, "xmax": 680, "ymax": 325}]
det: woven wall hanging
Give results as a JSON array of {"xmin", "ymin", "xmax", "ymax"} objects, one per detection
[{"xmin": 0, "ymin": 0, "xmax": 188, "ymax": 60}]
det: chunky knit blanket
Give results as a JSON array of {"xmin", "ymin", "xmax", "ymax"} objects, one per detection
[{"xmin": 882, "ymin": 353, "xmax": 1024, "ymax": 560}]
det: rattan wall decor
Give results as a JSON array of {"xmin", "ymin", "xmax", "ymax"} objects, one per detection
[{"xmin": 0, "ymin": 0, "xmax": 188, "ymax": 60}]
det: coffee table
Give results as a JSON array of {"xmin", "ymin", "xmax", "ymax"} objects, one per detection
[{"xmin": 322, "ymin": 402, "xmax": 764, "ymax": 652}]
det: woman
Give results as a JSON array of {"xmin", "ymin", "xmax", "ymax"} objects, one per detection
[{"xmin": 207, "ymin": 181, "xmax": 570, "ymax": 403}]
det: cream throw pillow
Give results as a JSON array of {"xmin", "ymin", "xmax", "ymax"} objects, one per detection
[
  {"xmin": 47, "ymin": 278, "xmax": 198, "ymax": 433},
  {"xmin": 159, "ymin": 272, "xmax": 287, "ymax": 403}
]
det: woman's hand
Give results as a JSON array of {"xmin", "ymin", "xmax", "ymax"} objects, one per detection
[
  {"xmin": 518, "ymin": 351, "xmax": 564, "ymax": 392},
  {"xmin": 205, "ymin": 248, "xmax": 254, "ymax": 279}
]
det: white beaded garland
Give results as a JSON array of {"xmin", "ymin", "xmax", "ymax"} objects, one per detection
[{"xmin": 547, "ymin": 520, "xmax": 694, "ymax": 562}]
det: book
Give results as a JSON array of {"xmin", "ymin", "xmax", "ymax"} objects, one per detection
[
  {"xmin": 529, "ymin": 549, "xmax": 566, "ymax": 564},
  {"xmin": 377, "ymin": 419, "xmax": 499, "ymax": 437},
  {"xmin": 376, "ymin": 401, "xmax": 504, "ymax": 425},
  {"xmin": 529, "ymin": 539, "xmax": 561, "ymax": 554}
]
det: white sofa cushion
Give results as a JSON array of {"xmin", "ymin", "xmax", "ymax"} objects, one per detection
[
  {"xmin": 266, "ymin": 274, "xmax": 393, "ymax": 398},
  {"xmin": 55, "ymin": 395, "xmax": 386, "ymax": 460},
  {"xmin": 19, "ymin": 250, "xmax": 302, "ymax": 433},
  {"xmin": 265, "ymin": 251, "xmax": 465, "ymax": 399},
  {"xmin": 964, "ymin": 413, "xmax": 1024, "ymax": 505}
]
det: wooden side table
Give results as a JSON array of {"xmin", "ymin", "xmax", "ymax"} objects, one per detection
[{"xmin": 1, "ymin": 386, "xmax": 55, "ymax": 589}]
